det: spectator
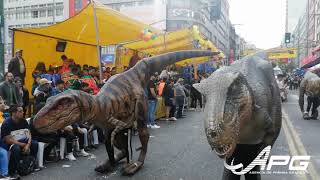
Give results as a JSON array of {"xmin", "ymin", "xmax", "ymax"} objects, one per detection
[
  {"xmin": 0, "ymin": 96, "xmax": 9, "ymax": 124},
  {"xmin": 71, "ymin": 123, "xmax": 89, "ymax": 157},
  {"xmin": 103, "ymin": 67, "xmax": 111, "ymax": 81},
  {"xmin": 111, "ymin": 67, "xmax": 117, "ymax": 76},
  {"xmin": 190, "ymin": 79, "xmax": 202, "ymax": 110},
  {"xmin": 33, "ymin": 78, "xmax": 52, "ymax": 113},
  {"xmin": 32, "ymin": 62, "xmax": 47, "ymax": 79},
  {"xmin": 29, "ymin": 118, "xmax": 59, "ymax": 166},
  {"xmin": 58, "ymin": 126, "xmax": 77, "ymax": 161},
  {"xmin": 82, "ymin": 69, "xmax": 99, "ymax": 95},
  {"xmin": 1, "ymin": 105, "xmax": 39, "ymax": 176},
  {"xmin": 14, "ymin": 77, "xmax": 29, "ymax": 117},
  {"xmin": 0, "ymin": 72, "xmax": 22, "ymax": 106},
  {"xmin": 0, "ymin": 99, "xmax": 19, "ymax": 179},
  {"xmin": 59, "ymin": 55, "xmax": 71, "ymax": 74},
  {"xmin": 147, "ymin": 75, "xmax": 160, "ymax": 129},
  {"xmin": 31, "ymin": 76, "xmax": 41, "ymax": 96},
  {"xmin": 159, "ymin": 67, "xmax": 170, "ymax": 80},
  {"xmin": 8, "ymin": 49, "xmax": 26, "ymax": 84},
  {"xmin": 129, "ymin": 51, "xmax": 141, "ymax": 68},
  {"xmin": 162, "ymin": 79, "xmax": 177, "ymax": 121},
  {"xmin": 51, "ymin": 79, "xmax": 65, "ymax": 96},
  {"xmin": 174, "ymin": 78, "xmax": 187, "ymax": 119}
]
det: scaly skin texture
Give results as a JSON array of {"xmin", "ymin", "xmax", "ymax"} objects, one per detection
[
  {"xmin": 33, "ymin": 50, "xmax": 218, "ymax": 176},
  {"xmin": 194, "ymin": 53, "xmax": 282, "ymax": 179},
  {"xmin": 299, "ymin": 71, "xmax": 320, "ymax": 117}
]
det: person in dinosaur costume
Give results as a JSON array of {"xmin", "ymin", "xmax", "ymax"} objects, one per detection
[
  {"xmin": 299, "ymin": 71, "xmax": 320, "ymax": 120},
  {"xmin": 193, "ymin": 52, "xmax": 282, "ymax": 180},
  {"xmin": 32, "ymin": 50, "xmax": 218, "ymax": 176}
]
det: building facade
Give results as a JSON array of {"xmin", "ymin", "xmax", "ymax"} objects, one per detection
[
  {"xmin": 69, "ymin": 0, "xmax": 89, "ymax": 17},
  {"xmin": 100, "ymin": 0, "xmax": 166, "ymax": 30},
  {"xmin": 3, "ymin": 0, "xmax": 69, "ymax": 58}
]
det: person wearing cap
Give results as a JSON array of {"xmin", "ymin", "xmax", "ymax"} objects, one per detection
[
  {"xmin": 33, "ymin": 78, "xmax": 52, "ymax": 113},
  {"xmin": 8, "ymin": 49, "xmax": 26, "ymax": 85}
]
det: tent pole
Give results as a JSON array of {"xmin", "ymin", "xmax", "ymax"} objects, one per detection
[{"xmin": 92, "ymin": 0, "xmax": 103, "ymax": 82}]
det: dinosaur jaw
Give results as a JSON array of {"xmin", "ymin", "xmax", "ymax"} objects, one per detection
[
  {"xmin": 213, "ymin": 142, "xmax": 237, "ymax": 159},
  {"xmin": 33, "ymin": 90, "xmax": 95, "ymax": 134},
  {"xmin": 34, "ymin": 106, "xmax": 81, "ymax": 133}
]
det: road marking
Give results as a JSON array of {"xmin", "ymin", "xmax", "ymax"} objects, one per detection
[{"xmin": 282, "ymin": 111, "xmax": 319, "ymax": 180}]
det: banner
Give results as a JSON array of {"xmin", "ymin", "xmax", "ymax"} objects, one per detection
[
  {"xmin": 267, "ymin": 48, "xmax": 297, "ymax": 59},
  {"xmin": 101, "ymin": 54, "xmax": 115, "ymax": 64}
]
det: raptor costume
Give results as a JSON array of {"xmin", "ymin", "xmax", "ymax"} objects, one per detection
[
  {"xmin": 32, "ymin": 50, "xmax": 217, "ymax": 175},
  {"xmin": 194, "ymin": 53, "xmax": 282, "ymax": 180},
  {"xmin": 299, "ymin": 71, "xmax": 320, "ymax": 120}
]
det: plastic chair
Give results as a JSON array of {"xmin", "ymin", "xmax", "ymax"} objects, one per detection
[{"xmin": 59, "ymin": 138, "xmax": 66, "ymax": 160}]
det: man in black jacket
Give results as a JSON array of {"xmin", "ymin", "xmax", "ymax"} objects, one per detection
[
  {"xmin": 8, "ymin": 49, "xmax": 26, "ymax": 85},
  {"xmin": 0, "ymin": 72, "xmax": 22, "ymax": 106}
]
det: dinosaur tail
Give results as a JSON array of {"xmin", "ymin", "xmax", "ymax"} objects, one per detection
[{"xmin": 146, "ymin": 50, "xmax": 220, "ymax": 73}]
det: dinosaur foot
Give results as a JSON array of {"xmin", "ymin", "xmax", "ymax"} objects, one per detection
[
  {"xmin": 94, "ymin": 161, "xmax": 115, "ymax": 174},
  {"xmin": 122, "ymin": 161, "xmax": 143, "ymax": 176}
]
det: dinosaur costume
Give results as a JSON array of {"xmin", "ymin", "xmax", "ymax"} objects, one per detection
[
  {"xmin": 32, "ymin": 50, "xmax": 217, "ymax": 175},
  {"xmin": 194, "ymin": 53, "xmax": 281, "ymax": 180},
  {"xmin": 299, "ymin": 71, "xmax": 320, "ymax": 120}
]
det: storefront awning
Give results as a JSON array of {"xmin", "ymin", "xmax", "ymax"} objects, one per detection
[{"xmin": 124, "ymin": 26, "xmax": 224, "ymax": 65}]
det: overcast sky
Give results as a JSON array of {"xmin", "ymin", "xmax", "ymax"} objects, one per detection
[{"xmin": 229, "ymin": 0, "xmax": 287, "ymax": 49}]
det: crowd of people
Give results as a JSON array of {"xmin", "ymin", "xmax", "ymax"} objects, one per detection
[{"xmin": 0, "ymin": 49, "xmax": 209, "ymax": 179}]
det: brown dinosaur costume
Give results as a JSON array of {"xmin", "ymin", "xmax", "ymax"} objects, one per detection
[
  {"xmin": 299, "ymin": 71, "xmax": 320, "ymax": 119},
  {"xmin": 33, "ymin": 50, "xmax": 218, "ymax": 176}
]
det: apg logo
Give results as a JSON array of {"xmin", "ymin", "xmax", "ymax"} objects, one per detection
[{"xmin": 224, "ymin": 146, "xmax": 310, "ymax": 175}]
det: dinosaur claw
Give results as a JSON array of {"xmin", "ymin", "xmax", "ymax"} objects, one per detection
[{"xmin": 122, "ymin": 161, "xmax": 143, "ymax": 176}]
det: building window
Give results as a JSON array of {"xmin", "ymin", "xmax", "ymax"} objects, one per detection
[
  {"xmin": 16, "ymin": 12, "xmax": 23, "ymax": 20},
  {"xmin": 48, "ymin": 10, "xmax": 53, "ymax": 17},
  {"xmin": 56, "ymin": 2, "xmax": 63, "ymax": 6},
  {"xmin": 32, "ymin": 11, "xmax": 38, "ymax": 18},
  {"xmin": 39, "ymin": 23, "xmax": 47, "ymax": 27},
  {"xmin": 47, "ymin": 3, "xmax": 54, "ymax": 7},
  {"xmin": 40, "ymin": 10, "xmax": 46, "ymax": 17},
  {"xmin": 23, "ymin": 11, "xmax": 30, "ymax": 19},
  {"xmin": 39, "ymin": 4, "xmax": 46, "ymax": 8},
  {"xmin": 31, "ymin": 24, "xmax": 38, "ymax": 27},
  {"xmin": 56, "ymin": 8, "xmax": 63, "ymax": 16}
]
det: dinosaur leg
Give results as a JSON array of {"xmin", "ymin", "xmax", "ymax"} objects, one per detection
[
  {"xmin": 95, "ymin": 128, "xmax": 129, "ymax": 173},
  {"xmin": 123, "ymin": 98, "xmax": 149, "ymax": 176}
]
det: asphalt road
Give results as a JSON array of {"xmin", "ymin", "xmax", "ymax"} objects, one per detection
[{"xmin": 24, "ymin": 91, "xmax": 319, "ymax": 180}]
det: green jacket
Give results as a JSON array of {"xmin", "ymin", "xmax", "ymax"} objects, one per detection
[{"xmin": 0, "ymin": 81, "xmax": 22, "ymax": 106}]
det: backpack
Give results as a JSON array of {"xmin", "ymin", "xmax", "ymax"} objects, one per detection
[{"xmin": 18, "ymin": 155, "xmax": 36, "ymax": 176}]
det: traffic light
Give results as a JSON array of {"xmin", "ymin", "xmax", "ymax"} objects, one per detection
[{"xmin": 285, "ymin": 33, "xmax": 291, "ymax": 44}]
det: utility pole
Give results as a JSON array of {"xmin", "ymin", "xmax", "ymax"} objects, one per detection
[
  {"xmin": 53, "ymin": 0, "xmax": 56, "ymax": 24},
  {"xmin": 285, "ymin": 0, "xmax": 288, "ymax": 33},
  {"xmin": 306, "ymin": 0, "xmax": 310, "ymax": 56},
  {"xmin": 0, "ymin": 0, "xmax": 4, "ymax": 77}
]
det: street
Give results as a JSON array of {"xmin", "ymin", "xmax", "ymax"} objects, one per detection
[{"xmin": 22, "ymin": 91, "xmax": 320, "ymax": 180}]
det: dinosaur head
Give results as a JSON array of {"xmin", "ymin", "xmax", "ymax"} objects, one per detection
[
  {"xmin": 33, "ymin": 90, "xmax": 97, "ymax": 133},
  {"xmin": 194, "ymin": 71, "xmax": 253, "ymax": 158}
]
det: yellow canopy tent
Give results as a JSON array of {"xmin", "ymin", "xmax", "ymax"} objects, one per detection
[
  {"xmin": 124, "ymin": 26, "xmax": 223, "ymax": 66},
  {"xmin": 13, "ymin": 0, "xmax": 160, "ymax": 93}
]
